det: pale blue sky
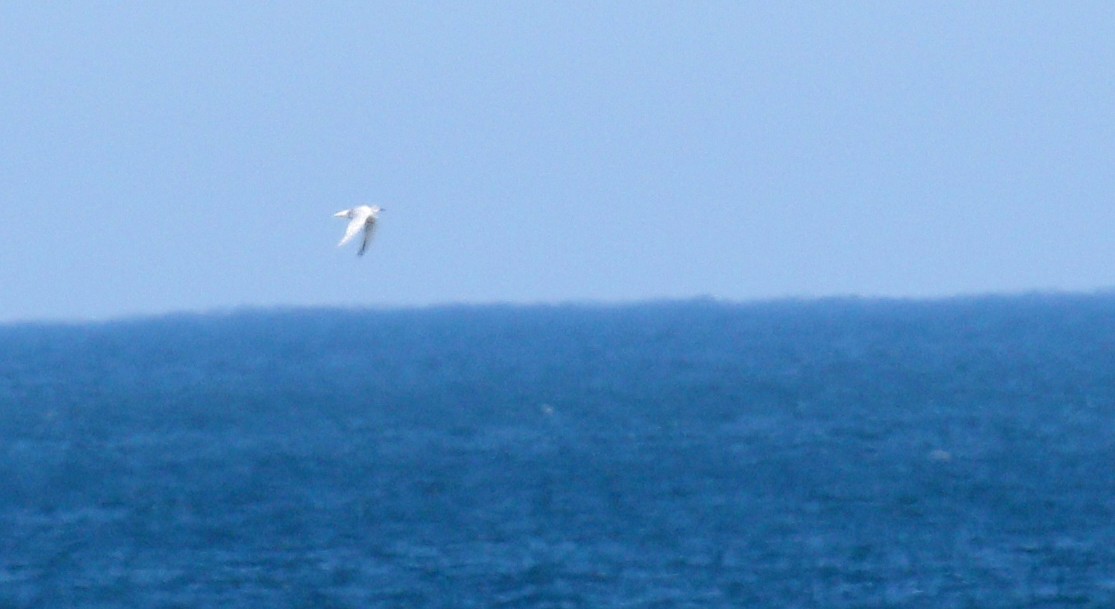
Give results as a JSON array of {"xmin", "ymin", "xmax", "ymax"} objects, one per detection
[{"xmin": 2, "ymin": 2, "xmax": 1113, "ymax": 322}]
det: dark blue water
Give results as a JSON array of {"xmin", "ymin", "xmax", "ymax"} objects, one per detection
[{"xmin": 1, "ymin": 296, "xmax": 1114, "ymax": 607}]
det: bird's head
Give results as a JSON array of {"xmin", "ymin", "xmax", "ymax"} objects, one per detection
[{"xmin": 333, "ymin": 209, "xmax": 351, "ymax": 218}]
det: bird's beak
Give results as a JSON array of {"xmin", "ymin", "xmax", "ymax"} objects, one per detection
[{"xmin": 333, "ymin": 210, "xmax": 348, "ymax": 218}]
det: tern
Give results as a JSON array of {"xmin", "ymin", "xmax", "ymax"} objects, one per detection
[{"xmin": 333, "ymin": 205, "xmax": 383, "ymax": 256}]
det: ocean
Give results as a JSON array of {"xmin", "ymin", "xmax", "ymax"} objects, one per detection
[{"xmin": 1, "ymin": 295, "xmax": 1113, "ymax": 607}]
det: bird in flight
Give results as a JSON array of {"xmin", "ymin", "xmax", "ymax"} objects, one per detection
[{"xmin": 334, "ymin": 205, "xmax": 383, "ymax": 256}]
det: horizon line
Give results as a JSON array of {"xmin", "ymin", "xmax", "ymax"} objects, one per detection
[{"xmin": 3, "ymin": 287, "xmax": 1114, "ymax": 328}]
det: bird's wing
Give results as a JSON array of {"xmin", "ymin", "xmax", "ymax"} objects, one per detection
[
  {"xmin": 357, "ymin": 218, "xmax": 378, "ymax": 256},
  {"xmin": 338, "ymin": 215, "xmax": 367, "ymax": 247}
]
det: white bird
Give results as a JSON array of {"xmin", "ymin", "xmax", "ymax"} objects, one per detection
[{"xmin": 333, "ymin": 205, "xmax": 383, "ymax": 256}]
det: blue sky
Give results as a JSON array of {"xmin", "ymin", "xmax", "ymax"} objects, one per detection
[{"xmin": 2, "ymin": 2, "xmax": 1113, "ymax": 322}]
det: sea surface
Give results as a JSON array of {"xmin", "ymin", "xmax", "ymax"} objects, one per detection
[{"xmin": 1, "ymin": 296, "xmax": 1113, "ymax": 608}]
